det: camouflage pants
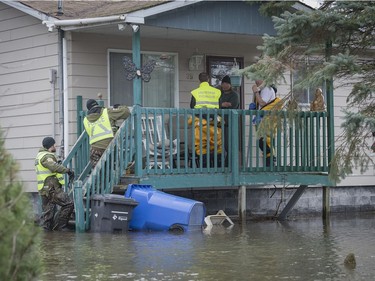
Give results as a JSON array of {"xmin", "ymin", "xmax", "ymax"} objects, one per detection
[
  {"xmin": 90, "ymin": 147, "xmax": 105, "ymax": 168},
  {"xmin": 39, "ymin": 177, "xmax": 74, "ymax": 231}
]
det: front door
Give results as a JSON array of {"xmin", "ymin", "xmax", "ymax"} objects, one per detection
[
  {"xmin": 206, "ymin": 56, "xmax": 244, "ymax": 166},
  {"xmin": 206, "ymin": 56, "xmax": 244, "ymax": 109}
]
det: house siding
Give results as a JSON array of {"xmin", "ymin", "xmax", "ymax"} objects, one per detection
[
  {"xmin": 332, "ymin": 80, "xmax": 375, "ymax": 186},
  {"xmin": 0, "ymin": 2, "xmax": 59, "ymax": 192},
  {"xmin": 146, "ymin": 1, "xmax": 275, "ymax": 36}
]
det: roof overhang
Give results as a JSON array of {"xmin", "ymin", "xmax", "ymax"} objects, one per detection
[
  {"xmin": 3, "ymin": 0, "xmax": 205, "ymax": 32},
  {"xmin": 125, "ymin": 0, "xmax": 204, "ymax": 24},
  {"xmin": 3, "ymin": 0, "xmax": 54, "ymax": 22}
]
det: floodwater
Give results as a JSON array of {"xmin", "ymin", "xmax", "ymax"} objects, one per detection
[{"xmin": 39, "ymin": 213, "xmax": 375, "ymax": 281}]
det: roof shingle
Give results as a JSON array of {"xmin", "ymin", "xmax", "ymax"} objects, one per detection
[{"xmin": 20, "ymin": 0, "xmax": 170, "ymax": 19}]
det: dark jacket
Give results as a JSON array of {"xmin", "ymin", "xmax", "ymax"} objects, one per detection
[{"xmin": 219, "ymin": 89, "xmax": 239, "ymax": 109}]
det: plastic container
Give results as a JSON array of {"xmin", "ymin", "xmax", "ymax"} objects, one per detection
[
  {"xmin": 125, "ymin": 184, "xmax": 205, "ymax": 232},
  {"xmin": 90, "ymin": 194, "xmax": 138, "ymax": 233},
  {"xmin": 229, "ymin": 75, "xmax": 242, "ymax": 87}
]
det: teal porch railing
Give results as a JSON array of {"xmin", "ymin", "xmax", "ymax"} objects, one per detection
[{"xmin": 67, "ymin": 105, "xmax": 330, "ymax": 231}]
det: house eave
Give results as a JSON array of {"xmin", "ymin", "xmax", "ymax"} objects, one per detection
[{"xmin": 2, "ymin": 0, "xmax": 55, "ymax": 22}]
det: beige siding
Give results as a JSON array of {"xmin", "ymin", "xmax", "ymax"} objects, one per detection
[
  {"xmin": 332, "ymin": 80, "xmax": 375, "ymax": 186},
  {"xmin": 0, "ymin": 3, "xmax": 59, "ymax": 192}
]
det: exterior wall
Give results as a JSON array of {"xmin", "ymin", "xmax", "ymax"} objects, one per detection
[
  {"xmin": 332, "ymin": 79, "xmax": 375, "ymax": 186},
  {"xmin": 0, "ymin": 3, "xmax": 59, "ymax": 192},
  {"xmin": 29, "ymin": 185, "xmax": 375, "ymax": 222},
  {"xmin": 169, "ymin": 186, "xmax": 375, "ymax": 218}
]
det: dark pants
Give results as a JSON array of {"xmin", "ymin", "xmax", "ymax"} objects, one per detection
[
  {"xmin": 223, "ymin": 126, "xmax": 229, "ymax": 166},
  {"xmin": 90, "ymin": 147, "xmax": 105, "ymax": 168},
  {"xmin": 258, "ymin": 137, "xmax": 276, "ymax": 167},
  {"xmin": 39, "ymin": 177, "xmax": 74, "ymax": 231},
  {"xmin": 197, "ymin": 153, "xmax": 222, "ymax": 168}
]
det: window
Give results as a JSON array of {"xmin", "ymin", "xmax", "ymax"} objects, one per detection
[
  {"xmin": 292, "ymin": 59, "xmax": 326, "ymax": 107},
  {"xmin": 109, "ymin": 51, "xmax": 178, "ymax": 108}
]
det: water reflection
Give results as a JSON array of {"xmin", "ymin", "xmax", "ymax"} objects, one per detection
[{"xmin": 40, "ymin": 213, "xmax": 375, "ymax": 281}]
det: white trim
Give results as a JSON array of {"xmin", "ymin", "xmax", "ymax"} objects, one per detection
[
  {"xmin": 292, "ymin": 2, "xmax": 315, "ymax": 12},
  {"xmin": 125, "ymin": 0, "xmax": 204, "ymax": 24}
]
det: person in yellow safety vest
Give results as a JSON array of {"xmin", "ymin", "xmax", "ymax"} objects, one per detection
[
  {"xmin": 253, "ymin": 80, "xmax": 282, "ymax": 167},
  {"xmin": 189, "ymin": 72, "xmax": 222, "ymax": 167},
  {"xmin": 83, "ymin": 99, "xmax": 130, "ymax": 168},
  {"xmin": 35, "ymin": 137, "xmax": 74, "ymax": 231}
]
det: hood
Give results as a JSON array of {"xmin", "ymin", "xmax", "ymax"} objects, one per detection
[{"xmin": 86, "ymin": 107, "xmax": 104, "ymax": 122}]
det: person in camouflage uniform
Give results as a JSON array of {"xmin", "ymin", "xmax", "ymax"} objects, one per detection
[
  {"xmin": 83, "ymin": 99, "xmax": 130, "ymax": 168},
  {"xmin": 35, "ymin": 137, "xmax": 74, "ymax": 231}
]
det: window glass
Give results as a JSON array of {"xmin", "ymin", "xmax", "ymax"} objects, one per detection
[
  {"xmin": 110, "ymin": 52, "xmax": 133, "ymax": 105},
  {"xmin": 293, "ymin": 61, "xmax": 325, "ymax": 105},
  {"xmin": 109, "ymin": 52, "xmax": 176, "ymax": 108},
  {"xmin": 142, "ymin": 54, "xmax": 175, "ymax": 108}
]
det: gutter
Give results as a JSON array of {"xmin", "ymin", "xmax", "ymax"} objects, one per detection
[{"xmin": 42, "ymin": 14, "xmax": 127, "ymax": 32}]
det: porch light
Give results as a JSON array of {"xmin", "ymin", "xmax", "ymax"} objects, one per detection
[
  {"xmin": 118, "ymin": 23, "xmax": 126, "ymax": 31},
  {"xmin": 131, "ymin": 24, "xmax": 139, "ymax": 33},
  {"xmin": 188, "ymin": 54, "xmax": 204, "ymax": 71}
]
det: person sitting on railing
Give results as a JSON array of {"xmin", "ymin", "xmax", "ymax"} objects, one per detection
[
  {"xmin": 189, "ymin": 72, "xmax": 222, "ymax": 167},
  {"xmin": 252, "ymin": 80, "xmax": 282, "ymax": 167},
  {"xmin": 35, "ymin": 137, "xmax": 74, "ymax": 231},
  {"xmin": 83, "ymin": 99, "xmax": 130, "ymax": 168}
]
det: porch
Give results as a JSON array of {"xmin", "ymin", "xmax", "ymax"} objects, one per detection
[{"xmin": 64, "ymin": 98, "xmax": 332, "ymax": 231}]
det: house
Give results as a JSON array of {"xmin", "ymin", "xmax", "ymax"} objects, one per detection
[{"xmin": 1, "ymin": 1, "xmax": 374, "ymax": 222}]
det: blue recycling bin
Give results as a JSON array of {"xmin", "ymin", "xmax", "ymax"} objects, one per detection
[{"xmin": 125, "ymin": 184, "xmax": 206, "ymax": 232}]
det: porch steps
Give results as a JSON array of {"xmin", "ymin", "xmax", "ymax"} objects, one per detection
[{"xmin": 112, "ymin": 184, "xmax": 127, "ymax": 195}]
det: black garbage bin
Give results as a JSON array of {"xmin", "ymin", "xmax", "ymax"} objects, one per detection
[{"xmin": 90, "ymin": 194, "xmax": 138, "ymax": 233}]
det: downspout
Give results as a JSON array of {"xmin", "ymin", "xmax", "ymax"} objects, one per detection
[
  {"xmin": 63, "ymin": 35, "xmax": 69, "ymax": 157},
  {"xmin": 58, "ymin": 29, "xmax": 65, "ymax": 158},
  {"xmin": 49, "ymin": 69, "xmax": 57, "ymax": 139}
]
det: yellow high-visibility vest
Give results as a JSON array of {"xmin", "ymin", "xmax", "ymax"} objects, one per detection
[
  {"xmin": 192, "ymin": 82, "xmax": 221, "ymax": 109},
  {"xmin": 35, "ymin": 151, "xmax": 65, "ymax": 191},
  {"xmin": 83, "ymin": 108, "xmax": 114, "ymax": 145}
]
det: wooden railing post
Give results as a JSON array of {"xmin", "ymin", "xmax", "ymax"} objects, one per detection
[
  {"xmin": 73, "ymin": 180, "xmax": 85, "ymax": 232},
  {"xmin": 231, "ymin": 110, "xmax": 239, "ymax": 185},
  {"xmin": 134, "ymin": 105, "xmax": 143, "ymax": 177}
]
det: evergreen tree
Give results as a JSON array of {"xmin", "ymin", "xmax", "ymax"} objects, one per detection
[
  {"xmin": 242, "ymin": 1, "xmax": 375, "ymax": 182},
  {"xmin": 0, "ymin": 129, "xmax": 42, "ymax": 280}
]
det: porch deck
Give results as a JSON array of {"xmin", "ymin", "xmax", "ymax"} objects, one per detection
[{"xmin": 64, "ymin": 104, "xmax": 331, "ymax": 231}]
